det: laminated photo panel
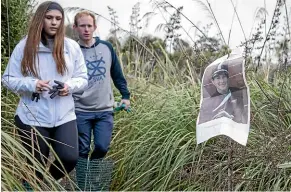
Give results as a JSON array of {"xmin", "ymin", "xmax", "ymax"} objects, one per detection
[{"xmin": 196, "ymin": 52, "xmax": 250, "ymax": 146}]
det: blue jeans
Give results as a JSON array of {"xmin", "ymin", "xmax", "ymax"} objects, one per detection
[{"xmin": 76, "ymin": 111, "xmax": 114, "ymax": 159}]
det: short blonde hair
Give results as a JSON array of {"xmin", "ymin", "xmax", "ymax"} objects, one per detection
[{"xmin": 74, "ymin": 11, "xmax": 96, "ymax": 26}]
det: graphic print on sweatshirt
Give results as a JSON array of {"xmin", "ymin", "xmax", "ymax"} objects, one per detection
[{"xmin": 86, "ymin": 54, "xmax": 106, "ymax": 87}]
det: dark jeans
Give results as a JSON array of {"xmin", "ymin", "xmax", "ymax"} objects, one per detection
[
  {"xmin": 14, "ymin": 115, "xmax": 78, "ymax": 181},
  {"xmin": 76, "ymin": 111, "xmax": 114, "ymax": 159}
]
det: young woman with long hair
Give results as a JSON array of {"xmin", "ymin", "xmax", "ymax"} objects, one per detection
[{"xmin": 2, "ymin": 1, "xmax": 88, "ymax": 185}]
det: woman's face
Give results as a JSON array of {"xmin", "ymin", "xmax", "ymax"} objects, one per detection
[{"xmin": 43, "ymin": 10, "xmax": 63, "ymax": 37}]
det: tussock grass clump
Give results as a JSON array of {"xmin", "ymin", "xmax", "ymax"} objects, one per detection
[{"xmin": 109, "ymin": 76, "xmax": 291, "ymax": 191}]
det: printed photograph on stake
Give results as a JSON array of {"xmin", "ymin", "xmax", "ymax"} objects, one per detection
[{"xmin": 196, "ymin": 53, "xmax": 250, "ymax": 146}]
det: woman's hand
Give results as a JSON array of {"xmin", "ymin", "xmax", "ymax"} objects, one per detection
[
  {"xmin": 36, "ymin": 80, "xmax": 51, "ymax": 93},
  {"xmin": 58, "ymin": 83, "xmax": 70, "ymax": 96}
]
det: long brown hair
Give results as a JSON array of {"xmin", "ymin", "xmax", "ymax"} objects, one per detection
[{"xmin": 21, "ymin": 1, "xmax": 67, "ymax": 77}]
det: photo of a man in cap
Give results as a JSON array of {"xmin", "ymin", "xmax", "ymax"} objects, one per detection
[
  {"xmin": 196, "ymin": 54, "xmax": 250, "ymax": 146},
  {"xmin": 210, "ymin": 63, "xmax": 242, "ymax": 120},
  {"xmin": 198, "ymin": 60, "xmax": 248, "ymax": 124},
  {"xmin": 211, "ymin": 63, "xmax": 240, "ymax": 97}
]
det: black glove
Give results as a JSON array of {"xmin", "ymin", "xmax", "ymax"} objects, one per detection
[
  {"xmin": 31, "ymin": 92, "xmax": 40, "ymax": 102},
  {"xmin": 48, "ymin": 80, "xmax": 65, "ymax": 99}
]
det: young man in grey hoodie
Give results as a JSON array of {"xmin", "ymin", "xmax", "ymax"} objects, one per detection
[{"xmin": 73, "ymin": 11, "xmax": 130, "ymax": 189}]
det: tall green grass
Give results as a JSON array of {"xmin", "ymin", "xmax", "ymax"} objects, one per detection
[
  {"xmin": 109, "ymin": 71, "xmax": 291, "ymax": 191},
  {"xmin": 1, "ymin": 0, "xmax": 291, "ymax": 191},
  {"xmin": 2, "ymin": 71, "xmax": 290, "ymax": 191},
  {"xmin": 1, "ymin": 94, "xmax": 78, "ymax": 191}
]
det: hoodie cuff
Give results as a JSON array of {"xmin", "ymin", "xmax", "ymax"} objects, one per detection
[
  {"xmin": 27, "ymin": 78, "xmax": 38, "ymax": 92},
  {"xmin": 121, "ymin": 93, "xmax": 130, "ymax": 100},
  {"xmin": 65, "ymin": 81, "xmax": 73, "ymax": 94}
]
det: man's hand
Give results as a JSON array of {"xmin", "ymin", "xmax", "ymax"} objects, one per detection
[
  {"xmin": 120, "ymin": 99, "xmax": 130, "ymax": 110},
  {"xmin": 36, "ymin": 80, "xmax": 51, "ymax": 93},
  {"xmin": 58, "ymin": 83, "xmax": 70, "ymax": 96}
]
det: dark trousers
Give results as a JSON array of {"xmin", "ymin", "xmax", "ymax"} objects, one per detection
[
  {"xmin": 76, "ymin": 111, "xmax": 114, "ymax": 159},
  {"xmin": 14, "ymin": 115, "xmax": 78, "ymax": 181}
]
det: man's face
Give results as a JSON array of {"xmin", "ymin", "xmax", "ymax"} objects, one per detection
[
  {"xmin": 212, "ymin": 73, "xmax": 229, "ymax": 93},
  {"xmin": 74, "ymin": 15, "xmax": 96, "ymax": 41},
  {"xmin": 43, "ymin": 10, "xmax": 63, "ymax": 37}
]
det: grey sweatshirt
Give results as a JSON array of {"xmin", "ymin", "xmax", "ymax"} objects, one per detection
[{"xmin": 74, "ymin": 37, "xmax": 130, "ymax": 112}]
